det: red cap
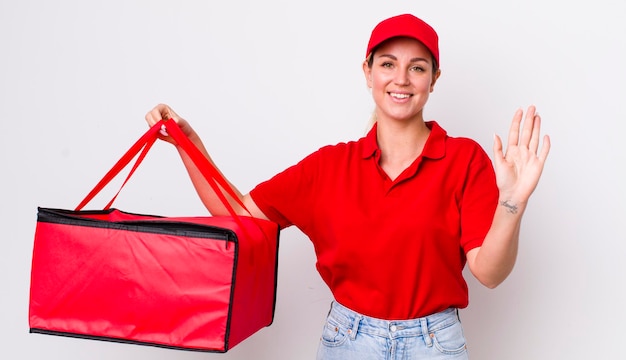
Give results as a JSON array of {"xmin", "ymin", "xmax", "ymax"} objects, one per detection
[{"xmin": 366, "ymin": 14, "xmax": 439, "ymax": 66}]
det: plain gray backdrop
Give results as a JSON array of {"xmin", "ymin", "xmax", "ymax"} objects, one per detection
[{"xmin": 2, "ymin": 0, "xmax": 624, "ymax": 359}]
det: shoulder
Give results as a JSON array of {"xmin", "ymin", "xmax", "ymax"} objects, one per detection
[
  {"xmin": 426, "ymin": 121, "xmax": 490, "ymax": 163},
  {"xmin": 447, "ymin": 136, "xmax": 493, "ymax": 174},
  {"xmin": 448, "ymin": 135, "xmax": 487, "ymax": 153},
  {"xmin": 306, "ymin": 134, "xmax": 370, "ymax": 162}
]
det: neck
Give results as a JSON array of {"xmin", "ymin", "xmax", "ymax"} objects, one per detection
[
  {"xmin": 376, "ymin": 119, "xmax": 430, "ymax": 159},
  {"xmin": 375, "ymin": 119, "xmax": 431, "ymax": 180}
]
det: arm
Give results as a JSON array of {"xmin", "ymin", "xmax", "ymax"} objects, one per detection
[
  {"xmin": 466, "ymin": 105, "xmax": 551, "ymax": 288},
  {"xmin": 145, "ymin": 104, "xmax": 268, "ymax": 220}
]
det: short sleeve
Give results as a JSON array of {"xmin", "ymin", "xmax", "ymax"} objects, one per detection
[
  {"xmin": 249, "ymin": 150, "xmax": 321, "ymax": 230},
  {"xmin": 459, "ymin": 144, "xmax": 498, "ymax": 253}
]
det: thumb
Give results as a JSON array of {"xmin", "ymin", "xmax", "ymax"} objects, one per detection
[
  {"xmin": 163, "ymin": 106, "xmax": 182, "ymax": 123},
  {"xmin": 493, "ymin": 133, "xmax": 505, "ymax": 166}
]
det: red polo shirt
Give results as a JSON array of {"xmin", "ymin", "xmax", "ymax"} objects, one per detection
[{"xmin": 250, "ymin": 121, "xmax": 498, "ymax": 319}]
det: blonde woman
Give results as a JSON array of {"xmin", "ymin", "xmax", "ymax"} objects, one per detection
[{"xmin": 146, "ymin": 13, "xmax": 550, "ymax": 360}]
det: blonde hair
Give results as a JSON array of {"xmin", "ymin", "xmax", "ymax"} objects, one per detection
[{"xmin": 366, "ymin": 111, "xmax": 377, "ymax": 133}]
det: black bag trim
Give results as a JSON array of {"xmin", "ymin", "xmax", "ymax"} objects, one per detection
[
  {"xmin": 36, "ymin": 207, "xmax": 235, "ymax": 242},
  {"xmin": 29, "ymin": 328, "xmax": 229, "ymax": 353}
]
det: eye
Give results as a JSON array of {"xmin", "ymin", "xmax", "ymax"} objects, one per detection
[
  {"xmin": 380, "ymin": 62, "xmax": 393, "ymax": 68},
  {"xmin": 411, "ymin": 65, "xmax": 426, "ymax": 72}
]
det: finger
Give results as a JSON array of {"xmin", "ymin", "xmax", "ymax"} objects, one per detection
[
  {"xmin": 538, "ymin": 134, "xmax": 551, "ymax": 163},
  {"xmin": 519, "ymin": 105, "xmax": 536, "ymax": 148},
  {"xmin": 507, "ymin": 108, "xmax": 523, "ymax": 148},
  {"xmin": 493, "ymin": 133, "xmax": 504, "ymax": 165},
  {"xmin": 159, "ymin": 103, "xmax": 181, "ymax": 122},
  {"xmin": 528, "ymin": 114, "xmax": 541, "ymax": 154},
  {"xmin": 145, "ymin": 111, "xmax": 155, "ymax": 125},
  {"xmin": 145, "ymin": 106, "xmax": 165, "ymax": 125},
  {"xmin": 149, "ymin": 104, "xmax": 182, "ymax": 127},
  {"xmin": 155, "ymin": 103, "xmax": 172, "ymax": 121}
]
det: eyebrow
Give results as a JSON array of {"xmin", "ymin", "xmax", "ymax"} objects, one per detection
[{"xmin": 378, "ymin": 54, "xmax": 430, "ymax": 63}]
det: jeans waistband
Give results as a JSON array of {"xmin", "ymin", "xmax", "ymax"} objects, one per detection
[{"xmin": 328, "ymin": 301, "xmax": 460, "ymax": 342}]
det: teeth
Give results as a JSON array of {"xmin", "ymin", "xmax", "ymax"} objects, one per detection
[{"xmin": 390, "ymin": 93, "xmax": 410, "ymax": 99}]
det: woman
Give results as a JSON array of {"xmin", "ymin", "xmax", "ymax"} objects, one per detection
[{"xmin": 146, "ymin": 13, "xmax": 550, "ymax": 360}]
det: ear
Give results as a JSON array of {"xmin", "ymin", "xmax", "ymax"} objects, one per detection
[
  {"xmin": 429, "ymin": 69, "xmax": 441, "ymax": 93},
  {"xmin": 362, "ymin": 60, "xmax": 373, "ymax": 88}
]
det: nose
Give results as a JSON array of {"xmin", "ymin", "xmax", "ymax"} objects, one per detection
[{"xmin": 393, "ymin": 69, "xmax": 410, "ymax": 86}]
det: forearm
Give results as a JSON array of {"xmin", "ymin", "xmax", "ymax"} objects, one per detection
[
  {"xmin": 174, "ymin": 131, "xmax": 246, "ymax": 216},
  {"xmin": 144, "ymin": 104, "xmax": 265, "ymax": 218},
  {"xmin": 470, "ymin": 105, "xmax": 550, "ymax": 288},
  {"xmin": 468, "ymin": 199, "xmax": 527, "ymax": 288}
]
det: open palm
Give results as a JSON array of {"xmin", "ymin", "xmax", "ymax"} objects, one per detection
[{"xmin": 493, "ymin": 106, "xmax": 551, "ymax": 204}]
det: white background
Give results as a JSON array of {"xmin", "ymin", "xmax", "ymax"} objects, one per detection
[{"xmin": 1, "ymin": 0, "xmax": 624, "ymax": 359}]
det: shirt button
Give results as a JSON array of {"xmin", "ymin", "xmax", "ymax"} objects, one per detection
[{"xmin": 390, "ymin": 325, "xmax": 397, "ymax": 332}]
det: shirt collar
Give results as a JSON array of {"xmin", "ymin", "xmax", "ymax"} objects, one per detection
[{"xmin": 361, "ymin": 121, "xmax": 447, "ymax": 160}]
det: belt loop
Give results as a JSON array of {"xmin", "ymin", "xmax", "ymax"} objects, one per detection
[
  {"xmin": 420, "ymin": 317, "xmax": 432, "ymax": 347},
  {"xmin": 348, "ymin": 314, "xmax": 361, "ymax": 341}
]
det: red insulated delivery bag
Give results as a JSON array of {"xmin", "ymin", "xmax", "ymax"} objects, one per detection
[{"xmin": 28, "ymin": 120, "xmax": 280, "ymax": 352}]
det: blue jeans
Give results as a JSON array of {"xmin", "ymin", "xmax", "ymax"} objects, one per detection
[{"xmin": 316, "ymin": 301, "xmax": 469, "ymax": 360}]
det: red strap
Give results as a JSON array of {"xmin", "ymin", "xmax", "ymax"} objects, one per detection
[
  {"xmin": 75, "ymin": 119, "xmax": 254, "ymax": 221},
  {"xmin": 103, "ymin": 138, "xmax": 156, "ymax": 210},
  {"xmin": 161, "ymin": 120, "xmax": 264, "ymax": 244},
  {"xmin": 162, "ymin": 120, "xmax": 253, "ymax": 219},
  {"xmin": 75, "ymin": 123, "xmax": 160, "ymax": 211}
]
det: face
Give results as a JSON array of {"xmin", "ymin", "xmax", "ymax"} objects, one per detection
[{"xmin": 363, "ymin": 37, "xmax": 441, "ymax": 124}]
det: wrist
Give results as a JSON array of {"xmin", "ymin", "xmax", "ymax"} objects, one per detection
[{"xmin": 497, "ymin": 198, "xmax": 527, "ymax": 215}]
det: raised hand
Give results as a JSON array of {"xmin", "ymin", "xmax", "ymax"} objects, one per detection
[{"xmin": 493, "ymin": 105, "xmax": 551, "ymax": 207}]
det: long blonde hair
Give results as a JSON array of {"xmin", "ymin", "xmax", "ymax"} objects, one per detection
[{"xmin": 366, "ymin": 111, "xmax": 377, "ymax": 133}]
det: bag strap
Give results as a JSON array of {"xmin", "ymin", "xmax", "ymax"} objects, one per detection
[
  {"xmin": 162, "ymin": 119, "xmax": 251, "ymax": 220},
  {"xmin": 75, "ymin": 122, "xmax": 160, "ymax": 211},
  {"xmin": 75, "ymin": 120, "xmax": 253, "ymax": 222}
]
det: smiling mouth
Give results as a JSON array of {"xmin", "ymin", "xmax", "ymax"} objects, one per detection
[{"xmin": 389, "ymin": 92, "xmax": 412, "ymax": 99}]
